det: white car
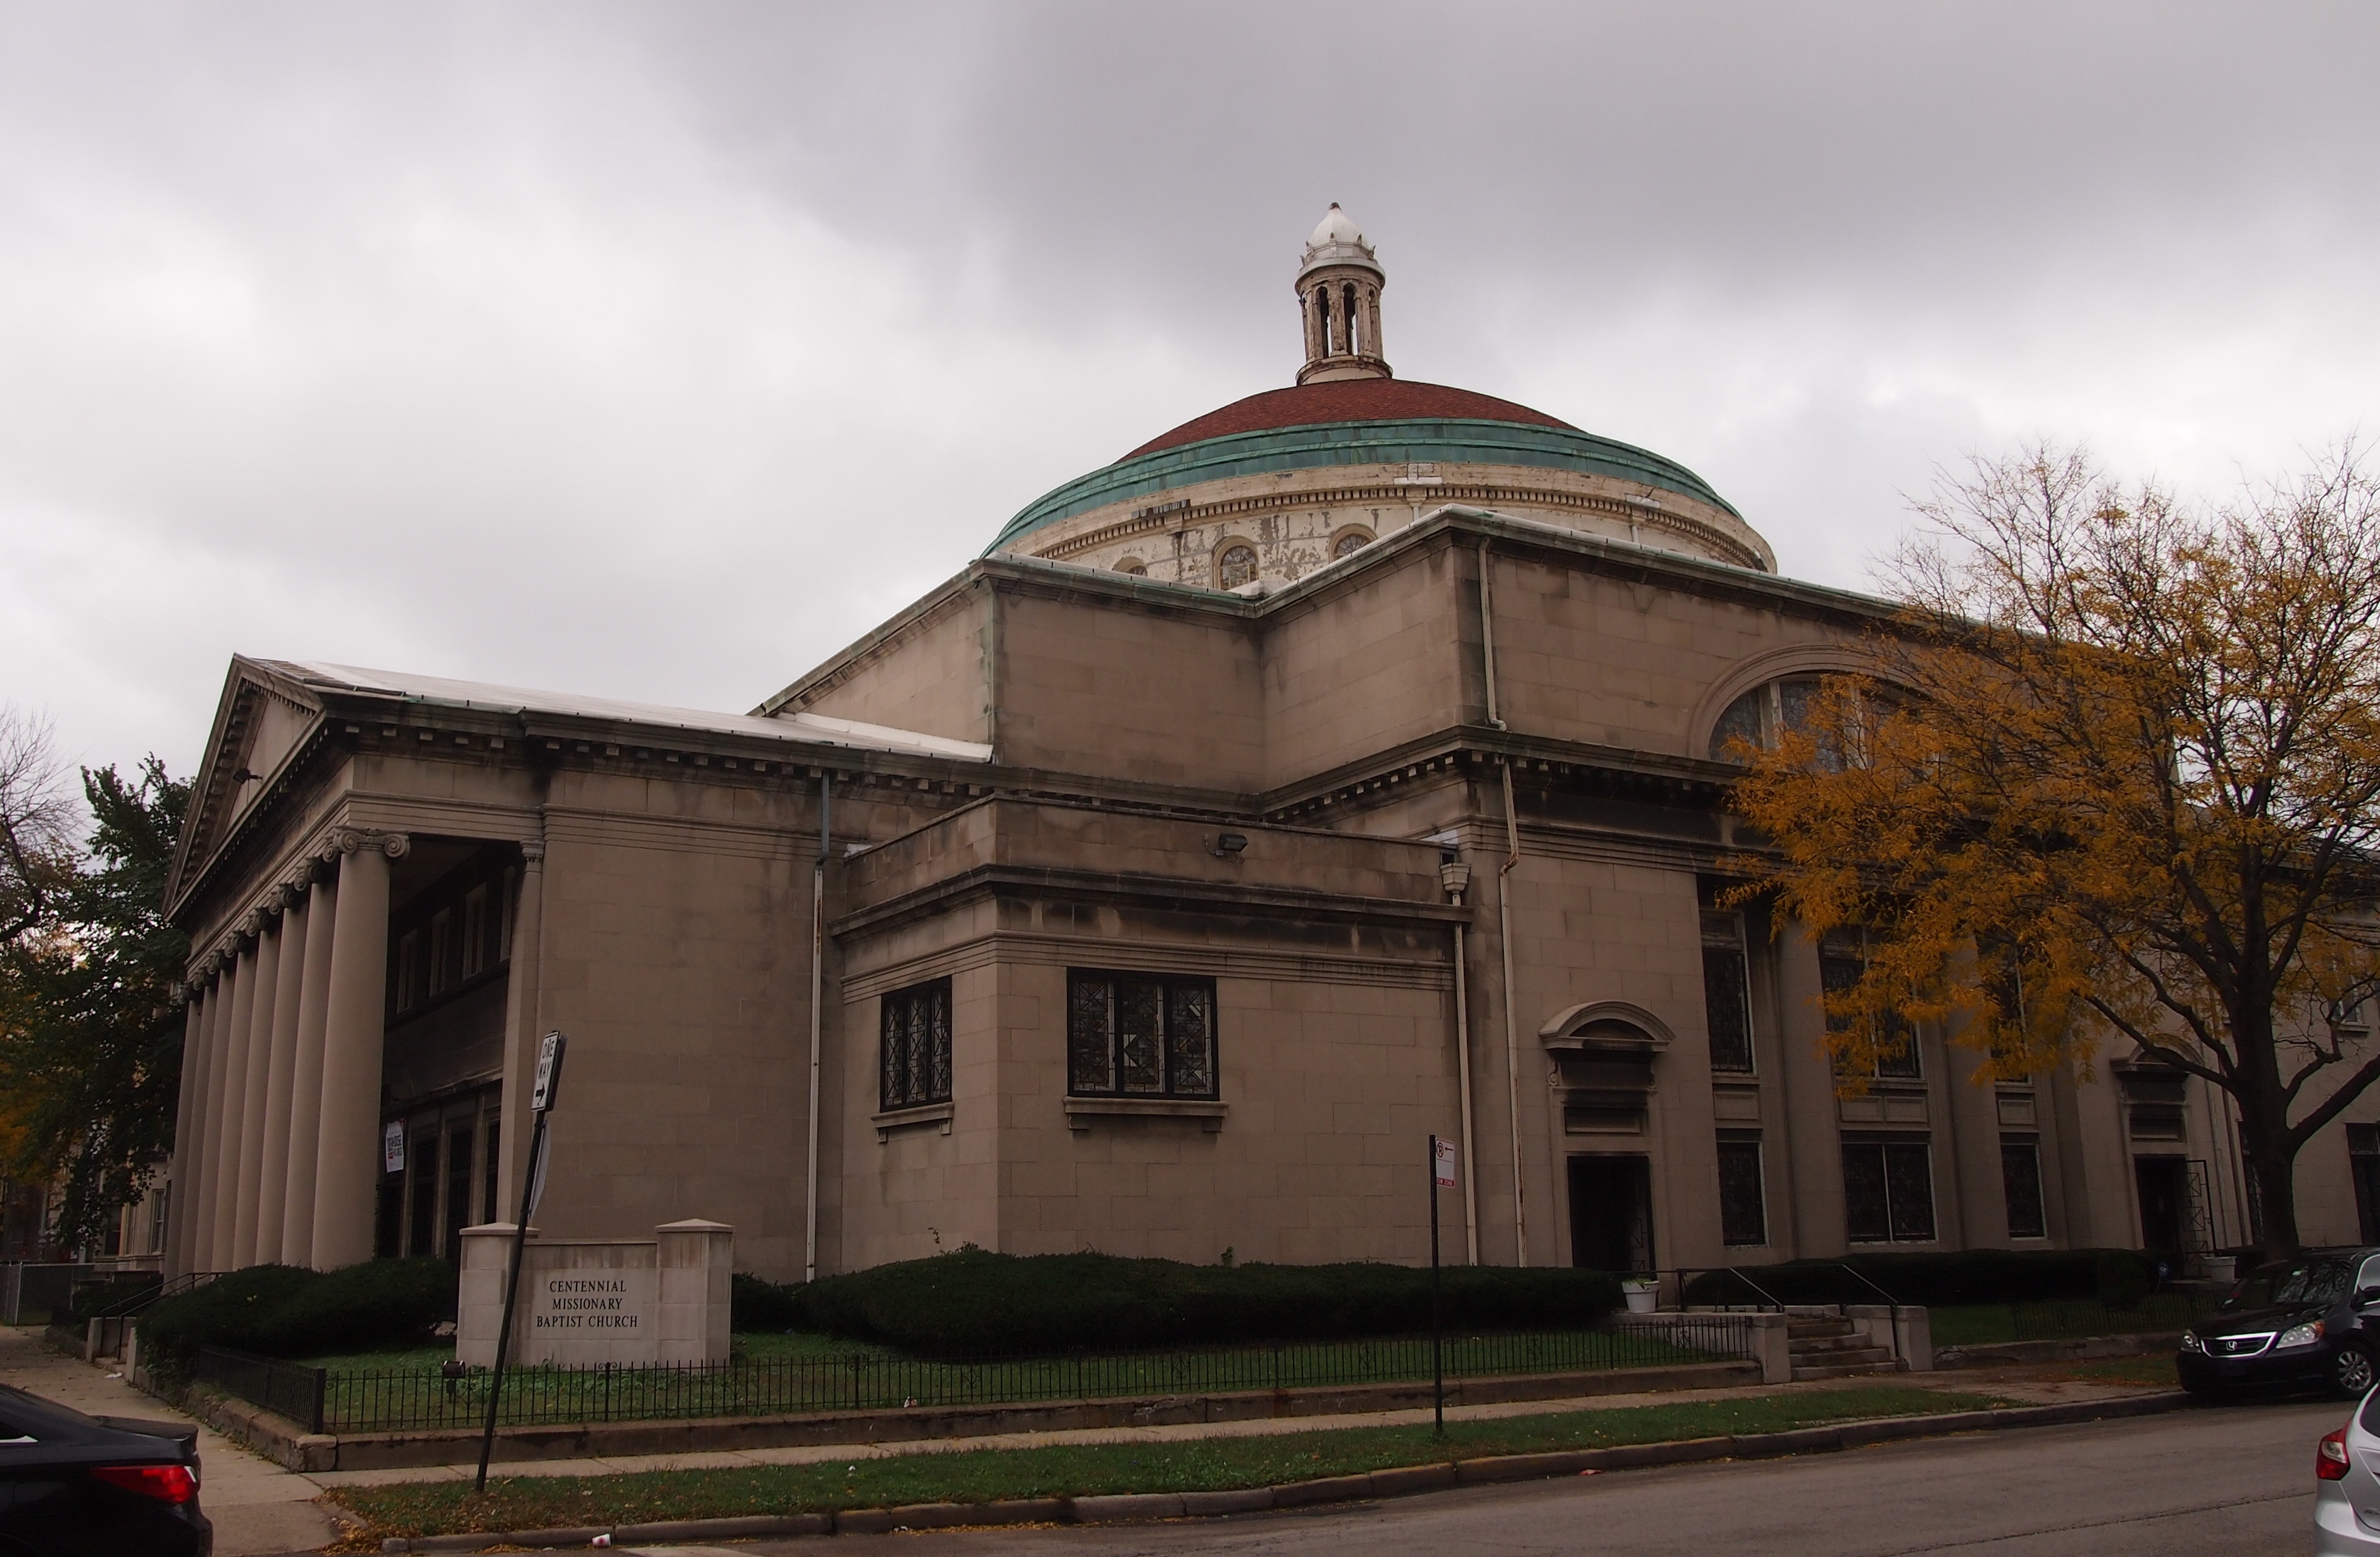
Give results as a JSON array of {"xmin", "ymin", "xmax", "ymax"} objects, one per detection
[{"xmin": 2315, "ymin": 1389, "xmax": 2380, "ymax": 1553}]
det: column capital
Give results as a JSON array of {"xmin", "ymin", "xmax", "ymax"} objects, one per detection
[
  {"xmin": 328, "ymin": 827, "xmax": 411, "ymax": 860},
  {"xmin": 520, "ymin": 839, "xmax": 546, "ymax": 865},
  {"xmin": 238, "ymin": 909, "xmax": 267, "ymax": 939}
]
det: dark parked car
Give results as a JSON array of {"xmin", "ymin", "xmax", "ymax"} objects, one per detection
[
  {"xmin": 0, "ymin": 1382, "xmax": 211, "ymax": 1556},
  {"xmin": 2180, "ymin": 1249, "xmax": 2380, "ymax": 1402}
]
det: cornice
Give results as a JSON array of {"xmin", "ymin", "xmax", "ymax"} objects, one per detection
[{"xmin": 830, "ymin": 861, "xmax": 1470, "ymax": 943}]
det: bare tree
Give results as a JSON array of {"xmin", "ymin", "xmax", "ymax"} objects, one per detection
[{"xmin": 0, "ymin": 707, "xmax": 74, "ymax": 943}]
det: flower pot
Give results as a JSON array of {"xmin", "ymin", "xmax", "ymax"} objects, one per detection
[
  {"xmin": 1621, "ymin": 1279, "xmax": 1659, "ymax": 1315},
  {"xmin": 2200, "ymin": 1254, "xmax": 2237, "ymax": 1284}
]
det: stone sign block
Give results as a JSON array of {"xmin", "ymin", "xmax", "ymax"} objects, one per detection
[{"xmin": 456, "ymin": 1218, "xmax": 733, "ymax": 1369}]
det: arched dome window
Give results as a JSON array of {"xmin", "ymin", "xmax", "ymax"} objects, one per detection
[
  {"xmin": 1114, "ymin": 557, "xmax": 1147, "ymax": 576},
  {"xmin": 1331, "ymin": 527, "xmax": 1373, "ymax": 560},
  {"xmin": 1711, "ymin": 674, "xmax": 1905, "ymax": 768},
  {"xmin": 1218, "ymin": 544, "xmax": 1259, "ymax": 590}
]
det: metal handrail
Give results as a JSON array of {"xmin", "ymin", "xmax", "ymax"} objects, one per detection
[
  {"xmin": 88, "ymin": 1271, "xmax": 215, "ymax": 1319},
  {"xmin": 1673, "ymin": 1266, "xmax": 1790, "ymax": 1311},
  {"xmin": 1831, "ymin": 1264, "xmax": 1903, "ymax": 1365}
]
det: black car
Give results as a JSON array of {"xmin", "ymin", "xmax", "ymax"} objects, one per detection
[
  {"xmin": 0, "ymin": 1382, "xmax": 212, "ymax": 1556},
  {"xmin": 2179, "ymin": 1249, "xmax": 2380, "ymax": 1402}
]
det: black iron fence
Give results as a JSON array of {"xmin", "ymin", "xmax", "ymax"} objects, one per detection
[
  {"xmin": 1998, "ymin": 1293, "xmax": 2219, "ymax": 1342},
  {"xmin": 193, "ymin": 1348, "xmax": 329, "ymax": 1435},
  {"xmin": 195, "ymin": 1319, "xmax": 1753, "ymax": 1436}
]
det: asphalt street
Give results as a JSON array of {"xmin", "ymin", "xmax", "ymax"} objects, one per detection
[{"xmin": 749, "ymin": 1400, "xmax": 2342, "ymax": 1557}]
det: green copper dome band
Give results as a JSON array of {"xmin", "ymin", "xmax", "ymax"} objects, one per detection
[{"xmin": 987, "ymin": 417, "xmax": 1741, "ymax": 555}]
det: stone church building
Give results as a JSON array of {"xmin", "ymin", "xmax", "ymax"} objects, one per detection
[{"xmin": 161, "ymin": 208, "xmax": 2361, "ymax": 1287}]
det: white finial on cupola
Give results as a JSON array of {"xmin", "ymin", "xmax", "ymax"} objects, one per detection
[{"xmin": 1295, "ymin": 204, "xmax": 1392, "ymax": 385}]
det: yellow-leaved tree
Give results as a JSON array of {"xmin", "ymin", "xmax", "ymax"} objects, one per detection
[{"xmin": 1729, "ymin": 447, "xmax": 2380, "ymax": 1260}]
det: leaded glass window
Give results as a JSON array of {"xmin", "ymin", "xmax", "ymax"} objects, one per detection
[
  {"xmin": 1717, "ymin": 1137, "xmax": 1767, "ymax": 1246},
  {"xmin": 1218, "ymin": 545, "xmax": 1259, "ymax": 589},
  {"xmin": 2001, "ymin": 1139, "xmax": 2047, "ymax": 1239},
  {"xmin": 880, "ymin": 979, "xmax": 953, "ymax": 1110},
  {"xmin": 1843, "ymin": 1138, "xmax": 1936, "ymax": 1243},
  {"xmin": 1709, "ymin": 690, "xmax": 1765, "ymax": 761},
  {"xmin": 1701, "ymin": 911, "xmax": 1753, "ymax": 1074},
  {"xmin": 1067, "ymin": 971, "xmax": 1218, "ymax": 1099},
  {"xmin": 1822, "ymin": 933, "xmax": 1920, "ymax": 1080},
  {"xmin": 1332, "ymin": 529, "xmax": 1371, "ymax": 560}
]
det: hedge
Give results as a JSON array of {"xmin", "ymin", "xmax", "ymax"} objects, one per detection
[
  {"xmin": 736, "ymin": 1250, "xmax": 1624, "ymax": 1355},
  {"xmin": 1679, "ymin": 1249, "xmax": 2163, "ymax": 1310},
  {"xmin": 139, "ymin": 1259, "xmax": 457, "ymax": 1377}
]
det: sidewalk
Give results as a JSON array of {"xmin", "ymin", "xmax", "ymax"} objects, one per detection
[
  {"xmin": 304, "ymin": 1365, "xmax": 2150, "ymax": 1489},
  {"xmin": 0, "ymin": 1326, "xmax": 337, "ymax": 1556},
  {"xmin": 0, "ymin": 1323, "xmax": 2173, "ymax": 1553}
]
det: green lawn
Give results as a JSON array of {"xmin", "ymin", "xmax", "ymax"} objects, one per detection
[
  {"xmin": 1928, "ymin": 1295, "xmax": 2207, "ymax": 1348},
  {"xmin": 326, "ymin": 1384, "xmax": 2011, "ymax": 1541},
  {"xmin": 286, "ymin": 1327, "xmax": 1731, "ymax": 1435}
]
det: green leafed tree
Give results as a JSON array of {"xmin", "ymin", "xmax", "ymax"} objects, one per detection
[{"xmin": 0, "ymin": 710, "xmax": 190, "ymax": 1257}]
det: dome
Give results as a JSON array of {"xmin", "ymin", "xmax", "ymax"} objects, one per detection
[
  {"xmin": 1299, "ymin": 202, "xmax": 1382, "ymax": 282},
  {"xmin": 983, "ymin": 212, "xmax": 1775, "ymax": 582},
  {"xmin": 1125, "ymin": 379, "xmax": 1575, "ymax": 460}
]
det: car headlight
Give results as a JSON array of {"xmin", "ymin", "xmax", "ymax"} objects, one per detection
[
  {"xmin": 2277, "ymin": 1320, "xmax": 2326, "ymax": 1350},
  {"xmin": 2180, "ymin": 1332, "xmax": 2204, "ymax": 1352}
]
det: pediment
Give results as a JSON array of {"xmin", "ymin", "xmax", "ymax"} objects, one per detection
[{"xmin": 168, "ymin": 659, "xmax": 332, "ymax": 909}]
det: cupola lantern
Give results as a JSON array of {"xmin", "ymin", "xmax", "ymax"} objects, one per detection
[{"xmin": 1295, "ymin": 204, "xmax": 1391, "ymax": 385}]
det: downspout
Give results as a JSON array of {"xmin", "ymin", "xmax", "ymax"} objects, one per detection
[
  {"xmin": 1479, "ymin": 540, "xmax": 1529, "ymax": 1266},
  {"xmin": 1443, "ymin": 865, "xmax": 1481, "ymax": 1264},
  {"xmin": 804, "ymin": 772, "xmax": 832, "ymax": 1283}
]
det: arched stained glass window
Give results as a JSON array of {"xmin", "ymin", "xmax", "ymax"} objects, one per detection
[{"xmin": 1218, "ymin": 545, "xmax": 1259, "ymax": 589}]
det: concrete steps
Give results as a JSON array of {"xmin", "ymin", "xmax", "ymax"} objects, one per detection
[{"xmin": 1785, "ymin": 1313, "xmax": 1905, "ymax": 1381}]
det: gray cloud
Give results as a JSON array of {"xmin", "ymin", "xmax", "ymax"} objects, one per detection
[{"xmin": 1, "ymin": 1, "xmax": 2374, "ymax": 779}]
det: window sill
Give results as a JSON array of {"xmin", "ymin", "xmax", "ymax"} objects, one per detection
[
  {"xmin": 1064, "ymin": 1097, "xmax": 1228, "ymax": 1132},
  {"xmin": 873, "ymin": 1101, "xmax": 953, "ymax": 1141}
]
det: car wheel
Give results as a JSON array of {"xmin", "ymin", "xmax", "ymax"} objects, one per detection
[{"xmin": 2334, "ymin": 1343, "xmax": 2377, "ymax": 1399}]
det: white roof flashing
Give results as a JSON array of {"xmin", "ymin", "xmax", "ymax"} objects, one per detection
[{"xmin": 289, "ymin": 662, "xmax": 993, "ymax": 764}]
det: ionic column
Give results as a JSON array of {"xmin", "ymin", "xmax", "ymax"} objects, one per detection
[
  {"xmin": 281, "ymin": 868, "xmax": 338, "ymax": 1267},
  {"xmin": 203, "ymin": 941, "xmax": 257, "ymax": 1271},
  {"xmin": 254, "ymin": 879, "xmax": 310, "ymax": 1266},
  {"xmin": 231, "ymin": 914, "xmax": 284, "ymax": 1267},
  {"xmin": 311, "ymin": 829, "xmax": 406, "ymax": 1270},
  {"xmin": 168, "ymin": 975, "xmax": 215, "ymax": 1277},
  {"xmin": 495, "ymin": 838, "xmax": 546, "ymax": 1217}
]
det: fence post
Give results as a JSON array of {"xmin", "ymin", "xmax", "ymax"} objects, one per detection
[{"xmin": 310, "ymin": 1367, "xmax": 327, "ymax": 1435}]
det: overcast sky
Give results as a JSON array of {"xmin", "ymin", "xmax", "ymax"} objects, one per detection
[{"xmin": 4, "ymin": 1, "xmax": 2376, "ymax": 782}]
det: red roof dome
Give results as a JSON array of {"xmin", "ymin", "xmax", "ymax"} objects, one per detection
[{"xmin": 1123, "ymin": 378, "xmax": 1576, "ymax": 460}]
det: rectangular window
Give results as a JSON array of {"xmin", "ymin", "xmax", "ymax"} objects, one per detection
[
  {"xmin": 880, "ymin": 979, "xmax": 953, "ymax": 1110},
  {"xmin": 406, "ymin": 1119, "xmax": 438, "ymax": 1257},
  {"xmin": 443, "ymin": 1126, "xmax": 475, "ymax": 1264},
  {"xmin": 2352, "ymin": 1125, "xmax": 2380, "ymax": 1245},
  {"xmin": 498, "ymin": 866, "xmax": 519, "ymax": 963},
  {"xmin": 428, "ymin": 908, "xmax": 455, "ymax": 997},
  {"xmin": 1068, "ymin": 971, "xmax": 1218, "ymax": 1098},
  {"xmin": 2001, "ymin": 1138, "xmax": 2048, "ymax": 1239},
  {"xmin": 394, "ymin": 931, "xmax": 422, "ymax": 1014},
  {"xmin": 1822, "ymin": 935, "xmax": 1918, "ymax": 1080},
  {"xmin": 461, "ymin": 886, "xmax": 489, "ymax": 980},
  {"xmin": 1717, "ymin": 1136, "xmax": 1767, "ymax": 1246},
  {"xmin": 1701, "ymin": 912, "xmax": 1754, "ymax": 1075},
  {"xmin": 1842, "ymin": 1139, "xmax": 1937, "ymax": 1243}
]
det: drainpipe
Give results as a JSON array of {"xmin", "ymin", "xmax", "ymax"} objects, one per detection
[
  {"xmin": 1442, "ymin": 862, "xmax": 1481, "ymax": 1264},
  {"xmin": 1479, "ymin": 540, "xmax": 1529, "ymax": 1266},
  {"xmin": 804, "ymin": 773, "xmax": 832, "ymax": 1283}
]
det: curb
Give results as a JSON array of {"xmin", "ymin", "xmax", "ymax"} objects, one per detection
[{"xmin": 372, "ymin": 1391, "xmax": 2193, "ymax": 1551}]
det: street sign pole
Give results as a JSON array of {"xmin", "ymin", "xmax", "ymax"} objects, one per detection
[{"xmin": 476, "ymin": 1031, "xmax": 566, "ymax": 1495}]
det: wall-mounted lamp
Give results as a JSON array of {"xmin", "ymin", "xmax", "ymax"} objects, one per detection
[
  {"xmin": 231, "ymin": 768, "xmax": 261, "ymax": 784},
  {"xmin": 1439, "ymin": 860, "xmax": 1472, "ymax": 901},
  {"xmin": 1211, "ymin": 832, "xmax": 1249, "ymax": 859}
]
